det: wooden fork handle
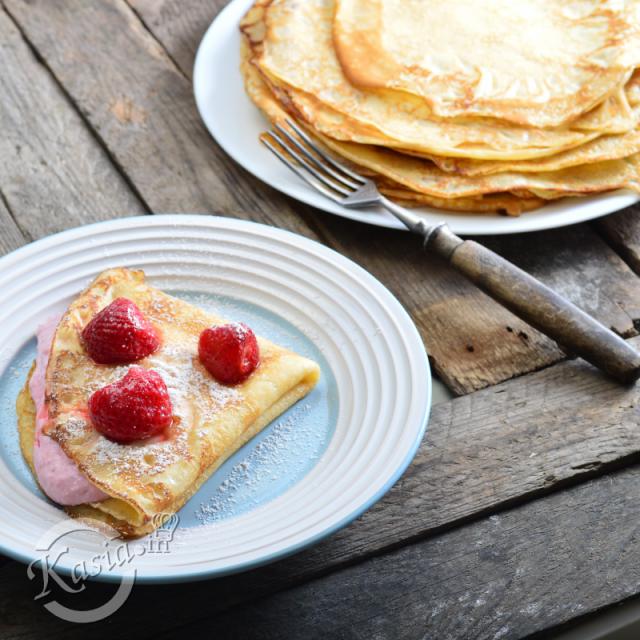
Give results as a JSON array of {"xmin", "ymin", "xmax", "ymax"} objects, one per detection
[{"xmin": 427, "ymin": 224, "xmax": 640, "ymax": 384}]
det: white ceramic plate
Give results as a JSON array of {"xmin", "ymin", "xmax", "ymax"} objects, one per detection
[
  {"xmin": 0, "ymin": 215, "xmax": 430, "ymax": 583},
  {"xmin": 193, "ymin": 0, "xmax": 640, "ymax": 236}
]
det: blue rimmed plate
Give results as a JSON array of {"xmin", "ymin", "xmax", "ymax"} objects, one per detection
[{"xmin": 0, "ymin": 215, "xmax": 430, "ymax": 582}]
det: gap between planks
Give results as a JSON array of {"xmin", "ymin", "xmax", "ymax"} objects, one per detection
[
  {"xmin": 1, "ymin": 337, "xmax": 640, "ymax": 639},
  {"xmin": 1, "ymin": 2, "xmax": 640, "ymax": 636},
  {"xmin": 8, "ymin": 0, "xmax": 640, "ymax": 396},
  {"xmin": 150, "ymin": 461, "xmax": 640, "ymax": 640},
  {"xmin": 0, "ymin": 4, "xmax": 147, "ymax": 239}
]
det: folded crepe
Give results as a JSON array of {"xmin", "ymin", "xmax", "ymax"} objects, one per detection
[{"xmin": 17, "ymin": 268, "xmax": 320, "ymax": 537}]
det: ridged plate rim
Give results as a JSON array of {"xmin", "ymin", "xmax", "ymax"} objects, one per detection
[{"xmin": 0, "ymin": 214, "xmax": 431, "ymax": 583}]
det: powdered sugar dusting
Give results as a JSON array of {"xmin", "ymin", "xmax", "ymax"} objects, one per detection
[
  {"xmin": 92, "ymin": 429, "xmax": 186, "ymax": 476},
  {"xmin": 64, "ymin": 416, "xmax": 88, "ymax": 439},
  {"xmin": 228, "ymin": 322, "xmax": 249, "ymax": 341},
  {"xmin": 146, "ymin": 344, "xmax": 240, "ymax": 422},
  {"xmin": 79, "ymin": 342, "xmax": 241, "ymax": 477},
  {"xmin": 193, "ymin": 401, "xmax": 325, "ymax": 525}
]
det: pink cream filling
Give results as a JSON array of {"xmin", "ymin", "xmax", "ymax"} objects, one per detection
[{"xmin": 29, "ymin": 314, "xmax": 108, "ymax": 505}]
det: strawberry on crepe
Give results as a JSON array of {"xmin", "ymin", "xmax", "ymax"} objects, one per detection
[{"xmin": 16, "ymin": 268, "xmax": 320, "ymax": 538}]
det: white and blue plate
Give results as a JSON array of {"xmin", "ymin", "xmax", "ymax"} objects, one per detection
[{"xmin": 0, "ymin": 215, "xmax": 430, "ymax": 582}]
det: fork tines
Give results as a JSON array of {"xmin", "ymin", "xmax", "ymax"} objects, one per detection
[{"xmin": 261, "ymin": 119, "xmax": 366, "ymax": 203}]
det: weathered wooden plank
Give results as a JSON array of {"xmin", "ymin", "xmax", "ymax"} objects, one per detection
[
  {"xmin": 0, "ymin": 195, "xmax": 27, "ymax": 255},
  {"xmin": 597, "ymin": 205, "xmax": 640, "ymax": 276},
  {"xmin": 155, "ymin": 463, "xmax": 640, "ymax": 640},
  {"xmin": 0, "ymin": 7, "xmax": 145, "ymax": 239},
  {"xmin": 319, "ymin": 217, "xmax": 640, "ymax": 392},
  {"xmin": 482, "ymin": 224, "xmax": 640, "ymax": 337},
  {"xmin": 2, "ymin": 340, "xmax": 640, "ymax": 640},
  {"xmin": 2, "ymin": 0, "xmax": 314, "ymax": 238},
  {"xmin": 170, "ymin": 333, "xmax": 640, "ymax": 610},
  {"xmin": 11, "ymin": 0, "xmax": 640, "ymax": 394},
  {"xmin": 127, "ymin": 0, "xmax": 219, "ymax": 79},
  {"xmin": 326, "ymin": 219, "xmax": 562, "ymax": 393},
  {"xmin": 44, "ymin": 0, "xmax": 640, "ymax": 394}
]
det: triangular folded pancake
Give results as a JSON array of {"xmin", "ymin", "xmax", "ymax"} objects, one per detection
[{"xmin": 17, "ymin": 268, "xmax": 320, "ymax": 537}]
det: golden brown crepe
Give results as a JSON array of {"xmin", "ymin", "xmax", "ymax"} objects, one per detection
[
  {"xmin": 17, "ymin": 268, "xmax": 320, "ymax": 537},
  {"xmin": 249, "ymin": 0, "xmax": 640, "ymax": 160},
  {"xmin": 240, "ymin": 0, "xmax": 640, "ymax": 215},
  {"xmin": 243, "ymin": 36, "xmax": 639, "ymax": 213},
  {"xmin": 333, "ymin": 0, "xmax": 640, "ymax": 127}
]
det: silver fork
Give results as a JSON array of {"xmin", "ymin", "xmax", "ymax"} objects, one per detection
[{"xmin": 262, "ymin": 118, "xmax": 640, "ymax": 384}]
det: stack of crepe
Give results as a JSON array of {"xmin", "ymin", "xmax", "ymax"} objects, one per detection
[{"xmin": 240, "ymin": 0, "xmax": 640, "ymax": 216}]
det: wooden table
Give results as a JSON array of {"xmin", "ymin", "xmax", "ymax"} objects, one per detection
[{"xmin": 3, "ymin": 1, "xmax": 640, "ymax": 637}]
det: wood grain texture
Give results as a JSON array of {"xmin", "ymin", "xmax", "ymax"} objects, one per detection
[
  {"xmin": 2, "ymin": 0, "xmax": 314, "ymax": 238},
  {"xmin": 0, "ymin": 195, "xmax": 27, "ymax": 255},
  {"xmin": 0, "ymin": 7, "xmax": 145, "ymax": 239},
  {"xmin": 114, "ymin": 0, "xmax": 640, "ymax": 393},
  {"xmin": 482, "ymin": 224, "xmax": 640, "ymax": 337},
  {"xmin": 154, "ymin": 463, "xmax": 640, "ymax": 640},
  {"xmin": 127, "ymin": 0, "xmax": 221, "ymax": 79},
  {"xmin": 597, "ymin": 205, "xmax": 640, "ymax": 275},
  {"xmin": 317, "ymin": 216, "xmax": 640, "ymax": 392},
  {"xmin": 434, "ymin": 228, "xmax": 640, "ymax": 383},
  {"xmin": 2, "ymin": 341, "xmax": 640, "ymax": 640}
]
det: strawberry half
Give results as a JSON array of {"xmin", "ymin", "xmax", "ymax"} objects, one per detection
[
  {"xmin": 198, "ymin": 322, "xmax": 260, "ymax": 385},
  {"xmin": 82, "ymin": 297, "xmax": 160, "ymax": 364},
  {"xmin": 88, "ymin": 366, "xmax": 173, "ymax": 443}
]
